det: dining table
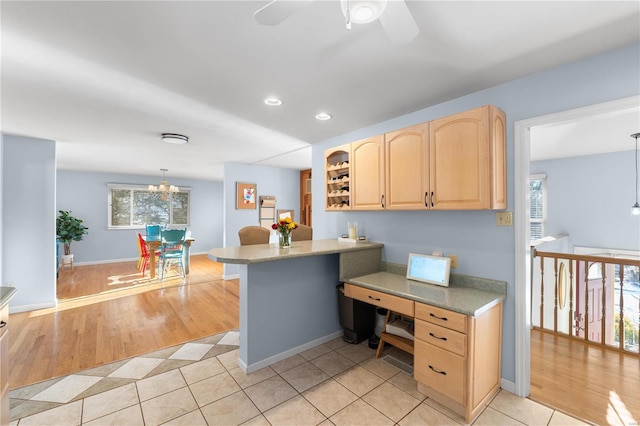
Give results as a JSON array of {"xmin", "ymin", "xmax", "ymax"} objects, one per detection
[{"xmin": 142, "ymin": 235, "xmax": 195, "ymax": 279}]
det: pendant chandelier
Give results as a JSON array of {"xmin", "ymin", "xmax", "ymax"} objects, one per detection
[
  {"xmin": 632, "ymin": 133, "xmax": 640, "ymax": 216},
  {"xmin": 148, "ymin": 168, "xmax": 179, "ymax": 201}
]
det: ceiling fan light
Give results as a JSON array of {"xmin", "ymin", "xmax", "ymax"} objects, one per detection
[{"xmin": 341, "ymin": 0, "xmax": 387, "ymax": 24}]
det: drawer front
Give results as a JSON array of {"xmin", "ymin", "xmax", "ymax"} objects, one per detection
[
  {"xmin": 414, "ymin": 339, "xmax": 465, "ymax": 405},
  {"xmin": 345, "ymin": 284, "xmax": 414, "ymax": 317},
  {"xmin": 415, "ymin": 302, "xmax": 467, "ymax": 333},
  {"xmin": 415, "ymin": 319, "xmax": 466, "ymax": 357}
]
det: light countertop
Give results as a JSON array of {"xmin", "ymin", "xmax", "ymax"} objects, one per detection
[
  {"xmin": 208, "ymin": 239, "xmax": 384, "ymax": 265},
  {"xmin": 346, "ymin": 271, "xmax": 506, "ymax": 317},
  {"xmin": 1, "ymin": 286, "xmax": 17, "ymax": 308}
]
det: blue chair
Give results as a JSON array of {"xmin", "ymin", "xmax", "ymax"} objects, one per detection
[
  {"xmin": 158, "ymin": 228, "xmax": 186, "ymax": 279},
  {"xmin": 145, "ymin": 224, "xmax": 164, "ymax": 239}
]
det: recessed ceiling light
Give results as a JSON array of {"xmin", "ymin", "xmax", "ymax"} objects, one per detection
[
  {"xmin": 161, "ymin": 133, "xmax": 189, "ymax": 144},
  {"xmin": 315, "ymin": 112, "xmax": 332, "ymax": 121},
  {"xmin": 264, "ymin": 97, "xmax": 283, "ymax": 106}
]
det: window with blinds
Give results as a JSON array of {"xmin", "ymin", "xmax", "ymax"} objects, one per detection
[{"xmin": 529, "ymin": 174, "xmax": 546, "ymax": 241}]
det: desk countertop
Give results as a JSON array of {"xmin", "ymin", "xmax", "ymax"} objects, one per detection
[
  {"xmin": 346, "ymin": 271, "xmax": 506, "ymax": 317},
  {"xmin": 208, "ymin": 239, "xmax": 384, "ymax": 265},
  {"xmin": 1, "ymin": 286, "xmax": 17, "ymax": 308}
]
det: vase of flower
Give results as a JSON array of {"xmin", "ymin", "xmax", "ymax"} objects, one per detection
[
  {"xmin": 278, "ymin": 230, "xmax": 291, "ymax": 248},
  {"xmin": 272, "ymin": 217, "xmax": 298, "ymax": 249}
]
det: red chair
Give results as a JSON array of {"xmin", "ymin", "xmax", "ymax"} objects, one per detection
[{"xmin": 137, "ymin": 233, "xmax": 159, "ymax": 277}]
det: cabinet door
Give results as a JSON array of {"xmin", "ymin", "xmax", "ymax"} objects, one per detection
[
  {"xmin": 429, "ymin": 106, "xmax": 491, "ymax": 210},
  {"xmin": 351, "ymin": 136, "xmax": 385, "ymax": 210},
  {"xmin": 385, "ymin": 123, "xmax": 429, "ymax": 210}
]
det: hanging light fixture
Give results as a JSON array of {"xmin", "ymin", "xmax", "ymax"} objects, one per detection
[
  {"xmin": 632, "ymin": 132, "xmax": 640, "ymax": 216},
  {"xmin": 148, "ymin": 168, "xmax": 179, "ymax": 201}
]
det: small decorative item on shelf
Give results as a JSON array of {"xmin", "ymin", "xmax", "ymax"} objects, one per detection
[{"xmin": 272, "ymin": 217, "xmax": 298, "ymax": 248}]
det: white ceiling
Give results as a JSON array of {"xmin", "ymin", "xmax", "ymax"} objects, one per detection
[{"xmin": 2, "ymin": 1, "xmax": 639, "ymax": 181}]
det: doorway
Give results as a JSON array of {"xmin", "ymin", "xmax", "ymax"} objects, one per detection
[
  {"xmin": 514, "ymin": 95, "xmax": 640, "ymax": 397},
  {"xmin": 300, "ymin": 168, "xmax": 312, "ymax": 226}
]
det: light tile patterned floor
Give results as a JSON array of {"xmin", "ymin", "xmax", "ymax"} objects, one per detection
[{"xmin": 9, "ymin": 331, "xmax": 590, "ymax": 425}]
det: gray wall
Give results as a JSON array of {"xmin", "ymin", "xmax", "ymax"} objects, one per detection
[
  {"xmin": 311, "ymin": 42, "xmax": 640, "ymax": 384},
  {"xmin": 222, "ymin": 162, "xmax": 300, "ymax": 278},
  {"xmin": 532, "ymin": 150, "xmax": 640, "ymax": 251},
  {"xmin": 57, "ymin": 170, "xmax": 224, "ymax": 263},
  {"xmin": 2, "ymin": 135, "xmax": 57, "ymax": 310}
]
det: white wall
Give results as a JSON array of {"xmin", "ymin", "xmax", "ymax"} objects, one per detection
[
  {"xmin": 2, "ymin": 135, "xmax": 57, "ymax": 311},
  {"xmin": 311, "ymin": 42, "xmax": 640, "ymax": 384}
]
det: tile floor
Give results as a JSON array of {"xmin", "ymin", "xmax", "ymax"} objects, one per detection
[{"xmin": 9, "ymin": 331, "xmax": 590, "ymax": 426}]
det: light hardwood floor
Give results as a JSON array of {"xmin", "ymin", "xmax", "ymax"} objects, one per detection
[
  {"xmin": 530, "ymin": 328, "xmax": 639, "ymax": 425},
  {"xmin": 9, "ymin": 255, "xmax": 239, "ymax": 389}
]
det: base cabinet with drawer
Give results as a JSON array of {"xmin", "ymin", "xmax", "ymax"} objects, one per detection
[{"xmin": 414, "ymin": 301, "xmax": 503, "ymax": 423}]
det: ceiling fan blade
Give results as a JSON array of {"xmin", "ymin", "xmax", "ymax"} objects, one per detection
[
  {"xmin": 379, "ymin": 0, "xmax": 419, "ymax": 44},
  {"xmin": 254, "ymin": 0, "xmax": 315, "ymax": 26}
]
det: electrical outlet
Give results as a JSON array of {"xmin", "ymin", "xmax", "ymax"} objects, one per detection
[
  {"xmin": 496, "ymin": 211, "xmax": 513, "ymax": 226},
  {"xmin": 448, "ymin": 255, "xmax": 458, "ymax": 268}
]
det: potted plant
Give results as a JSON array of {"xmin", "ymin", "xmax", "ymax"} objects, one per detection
[{"xmin": 56, "ymin": 210, "xmax": 89, "ymax": 265}]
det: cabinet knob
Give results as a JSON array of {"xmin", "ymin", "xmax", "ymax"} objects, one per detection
[{"xmin": 0, "ymin": 321, "xmax": 6, "ymax": 329}]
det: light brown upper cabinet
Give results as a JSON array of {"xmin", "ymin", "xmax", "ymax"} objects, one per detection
[
  {"xmin": 325, "ymin": 143, "xmax": 351, "ymax": 211},
  {"xmin": 351, "ymin": 136, "xmax": 385, "ymax": 210},
  {"xmin": 429, "ymin": 105, "xmax": 506, "ymax": 210},
  {"xmin": 385, "ymin": 123, "xmax": 430, "ymax": 210},
  {"xmin": 326, "ymin": 105, "xmax": 506, "ymax": 212}
]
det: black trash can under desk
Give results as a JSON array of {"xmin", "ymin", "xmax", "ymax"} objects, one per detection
[{"xmin": 337, "ymin": 283, "xmax": 375, "ymax": 344}]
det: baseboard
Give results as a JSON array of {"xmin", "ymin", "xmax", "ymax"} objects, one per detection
[
  {"xmin": 222, "ymin": 274, "xmax": 240, "ymax": 280},
  {"xmin": 68, "ymin": 251, "xmax": 211, "ymax": 267},
  {"xmin": 500, "ymin": 378, "xmax": 517, "ymax": 395},
  {"xmin": 10, "ymin": 300, "xmax": 56, "ymax": 314},
  {"xmin": 241, "ymin": 330, "xmax": 343, "ymax": 374}
]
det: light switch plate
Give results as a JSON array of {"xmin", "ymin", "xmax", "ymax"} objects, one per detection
[{"xmin": 496, "ymin": 211, "xmax": 513, "ymax": 226}]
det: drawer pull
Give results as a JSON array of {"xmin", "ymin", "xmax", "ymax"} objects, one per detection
[
  {"xmin": 429, "ymin": 332, "xmax": 447, "ymax": 341},
  {"xmin": 430, "ymin": 313, "xmax": 448, "ymax": 321},
  {"xmin": 429, "ymin": 365, "xmax": 446, "ymax": 375},
  {"xmin": 368, "ymin": 295, "xmax": 381, "ymax": 302},
  {"xmin": 0, "ymin": 321, "xmax": 6, "ymax": 329}
]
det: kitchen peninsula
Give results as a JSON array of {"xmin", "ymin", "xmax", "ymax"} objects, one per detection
[{"xmin": 208, "ymin": 239, "xmax": 384, "ymax": 373}]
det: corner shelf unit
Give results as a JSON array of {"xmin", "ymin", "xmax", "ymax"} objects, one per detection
[{"xmin": 325, "ymin": 144, "xmax": 351, "ymax": 211}]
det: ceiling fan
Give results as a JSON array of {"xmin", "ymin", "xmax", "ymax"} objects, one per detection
[{"xmin": 254, "ymin": 0, "xmax": 420, "ymax": 44}]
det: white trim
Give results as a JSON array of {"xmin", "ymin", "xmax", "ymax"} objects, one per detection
[
  {"xmin": 514, "ymin": 95, "xmax": 640, "ymax": 398},
  {"xmin": 239, "ymin": 330, "xmax": 343, "ymax": 374},
  {"xmin": 500, "ymin": 378, "xmax": 517, "ymax": 395},
  {"xmin": 529, "ymin": 173, "xmax": 547, "ymax": 180},
  {"xmin": 9, "ymin": 301, "xmax": 56, "ymax": 314},
  {"xmin": 222, "ymin": 274, "xmax": 240, "ymax": 280}
]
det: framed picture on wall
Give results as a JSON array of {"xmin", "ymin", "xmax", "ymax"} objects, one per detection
[{"xmin": 236, "ymin": 182, "xmax": 257, "ymax": 209}]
